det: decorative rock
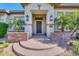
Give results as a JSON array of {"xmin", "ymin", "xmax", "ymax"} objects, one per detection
[{"xmin": 0, "ymin": 46, "xmax": 4, "ymax": 48}]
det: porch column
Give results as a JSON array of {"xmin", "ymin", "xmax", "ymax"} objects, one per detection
[
  {"xmin": 25, "ymin": 9, "xmax": 32, "ymax": 38},
  {"xmin": 46, "ymin": 7, "xmax": 54, "ymax": 38}
]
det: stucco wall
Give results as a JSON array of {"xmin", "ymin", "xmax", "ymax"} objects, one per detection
[
  {"xmin": 0, "ymin": 14, "xmax": 8, "ymax": 23},
  {"xmin": 25, "ymin": 25, "xmax": 32, "ymax": 37},
  {"xmin": 0, "ymin": 4, "xmax": 77, "ymax": 38}
]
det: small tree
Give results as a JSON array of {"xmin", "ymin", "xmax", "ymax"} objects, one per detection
[
  {"xmin": 66, "ymin": 14, "xmax": 76, "ymax": 30},
  {"xmin": 75, "ymin": 11, "xmax": 79, "ymax": 33},
  {"xmin": 60, "ymin": 14, "xmax": 68, "ymax": 32},
  {"xmin": 9, "ymin": 18, "xmax": 25, "ymax": 32},
  {"xmin": 57, "ymin": 13, "xmax": 76, "ymax": 32},
  {"xmin": 75, "ymin": 12, "xmax": 79, "ymax": 39},
  {"xmin": 55, "ymin": 13, "xmax": 76, "ymax": 39},
  {"xmin": 76, "ymin": 17, "xmax": 79, "ymax": 32},
  {"xmin": 54, "ymin": 14, "xmax": 68, "ymax": 39}
]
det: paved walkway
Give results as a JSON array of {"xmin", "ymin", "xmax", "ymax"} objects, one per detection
[
  {"xmin": 12, "ymin": 35, "xmax": 66, "ymax": 56},
  {"xmin": 0, "ymin": 32, "xmax": 76, "ymax": 56},
  {"xmin": 0, "ymin": 38, "xmax": 7, "ymax": 41},
  {"xmin": 0, "ymin": 43, "xmax": 15, "ymax": 56}
]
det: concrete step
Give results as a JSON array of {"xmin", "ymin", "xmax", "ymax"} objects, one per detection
[
  {"xmin": 12, "ymin": 42, "xmax": 65, "ymax": 56},
  {"xmin": 19, "ymin": 40, "xmax": 57, "ymax": 50}
]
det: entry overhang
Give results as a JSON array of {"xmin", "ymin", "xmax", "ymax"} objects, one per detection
[{"xmin": 30, "ymin": 10, "xmax": 48, "ymax": 14}]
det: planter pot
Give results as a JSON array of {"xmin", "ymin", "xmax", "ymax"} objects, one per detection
[{"xmin": 8, "ymin": 32, "xmax": 28, "ymax": 42}]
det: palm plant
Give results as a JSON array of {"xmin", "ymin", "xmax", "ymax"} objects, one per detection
[
  {"xmin": 75, "ymin": 11, "xmax": 79, "ymax": 32},
  {"xmin": 67, "ymin": 14, "xmax": 77, "ymax": 32},
  {"xmin": 9, "ymin": 18, "xmax": 25, "ymax": 32},
  {"xmin": 76, "ymin": 17, "xmax": 79, "ymax": 33},
  {"xmin": 75, "ymin": 11, "xmax": 79, "ymax": 39},
  {"xmin": 55, "ymin": 13, "xmax": 76, "ymax": 39},
  {"xmin": 60, "ymin": 14, "xmax": 68, "ymax": 32},
  {"xmin": 55, "ymin": 14, "xmax": 71, "ymax": 32}
]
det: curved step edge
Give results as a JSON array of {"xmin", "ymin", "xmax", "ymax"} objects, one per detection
[
  {"xmin": 12, "ymin": 43, "xmax": 25, "ymax": 56},
  {"xmin": 19, "ymin": 41, "xmax": 57, "ymax": 50},
  {"xmin": 12, "ymin": 42, "xmax": 65, "ymax": 56}
]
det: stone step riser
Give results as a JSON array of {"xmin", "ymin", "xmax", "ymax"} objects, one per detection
[
  {"xmin": 19, "ymin": 42, "xmax": 56, "ymax": 50},
  {"xmin": 12, "ymin": 45, "xmax": 24, "ymax": 56},
  {"xmin": 12, "ymin": 42, "xmax": 65, "ymax": 56}
]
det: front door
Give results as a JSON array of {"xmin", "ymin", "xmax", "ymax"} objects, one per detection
[{"xmin": 36, "ymin": 21, "xmax": 42, "ymax": 33}]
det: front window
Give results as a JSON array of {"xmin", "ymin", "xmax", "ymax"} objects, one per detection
[
  {"xmin": 54, "ymin": 11, "xmax": 63, "ymax": 31},
  {"xmin": 9, "ymin": 16, "xmax": 25, "ymax": 32},
  {"xmin": 54, "ymin": 11, "xmax": 74, "ymax": 32}
]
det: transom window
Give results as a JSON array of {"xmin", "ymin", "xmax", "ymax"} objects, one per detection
[{"xmin": 35, "ymin": 17, "xmax": 43, "ymax": 20}]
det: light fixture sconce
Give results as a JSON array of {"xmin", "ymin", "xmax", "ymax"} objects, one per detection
[
  {"xmin": 50, "ymin": 15, "xmax": 53, "ymax": 21},
  {"xmin": 26, "ymin": 15, "xmax": 29, "ymax": 21}
]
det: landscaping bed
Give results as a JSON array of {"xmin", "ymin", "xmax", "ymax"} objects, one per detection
[
  {"xmin": 68, "ymin": 41, "xmax": 79, "ymax": 55},
  {"xmin": 0, "ymin": 41, "xmax": 9, "ymax": 55}
]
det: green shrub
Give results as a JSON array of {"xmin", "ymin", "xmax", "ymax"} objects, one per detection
[
  {"xmin": 70, "ymin": 42, "xmax": 79, "ymax": 54},
  {"xmin": 0, "ymin": 41, "xmax": 9, "ymax": 48},
  {"xmin": 72, "ymin": 42, "xmax": 79, "ymax": 45},
  {"xmin": 73, "ymin": 45, "xmax": 79, "ymax": 54},
  {"xmin": 76, "ymin": 33, "xmax": 79, "ymax": 39},
  {"xmin": 69, "ymin": 42, "xmax": 73, "ymax": 46},
  {"xmin": 0, "ymin": 22, "xmax": 8, "ymax": 38},
  {"xmin": 69, "ymin": 42, "xmax": 79, "ymax": 46},
  {"xmin": 2, "ymin": 41, "xmax": 9, "ymax": 47}
]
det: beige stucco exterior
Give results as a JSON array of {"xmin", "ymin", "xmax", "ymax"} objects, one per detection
[{"xmin": 0, "ymin": 3, "xmax": 79, "ymax": 38}]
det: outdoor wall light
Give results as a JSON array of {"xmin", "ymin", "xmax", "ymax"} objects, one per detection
[
  {"xmin": 50, "ymin": 15, "xmax": 53, "ymax": 21},
  {"xmin": 26, "ymin": 15, "xmax": 29, "ymax": 21}
]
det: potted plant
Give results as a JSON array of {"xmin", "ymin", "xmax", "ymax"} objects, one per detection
[{"xmin": 8, "ymin": 18, "xmax": 28, "ymax": 42}]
